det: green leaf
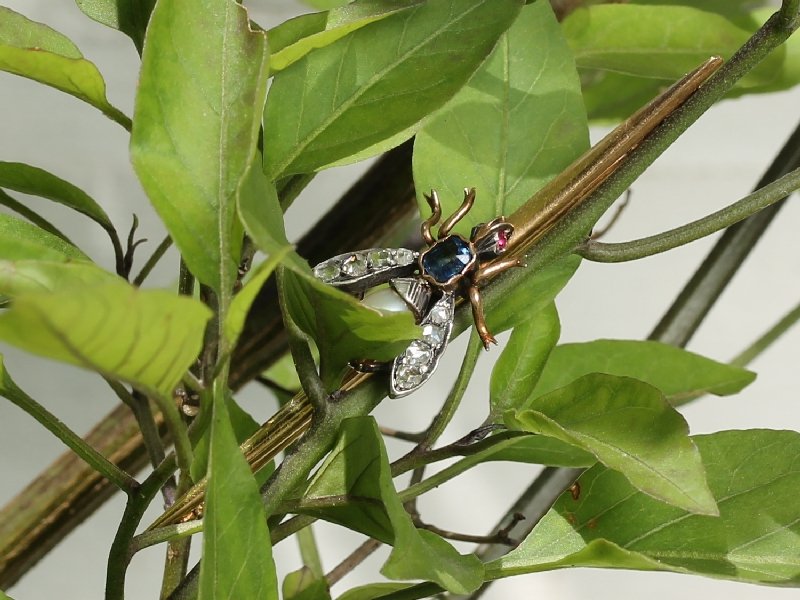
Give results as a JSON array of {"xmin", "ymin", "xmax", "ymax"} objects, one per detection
[
  {"xmin": 487, "ymin": 254, "xmax": 580, "ymax": 335},
  {"xmin": 489, "ymin": 430, "xmax": 800, "ymax": 585},
  {"xmin": 131, "ymin": 0, "xmax": 269, "ymax": 294},
  {"xmin": 506, "ymin": 374, "xmax": 718, "ymax": 515},
  {"xmin": 490, "ymin": 302, "xmax": 560, "ymax": 419},
  {"xmin": 237, "ymin": 157, "xmax": 303, "ymax": 267},
  {"xmin": 225, "ymin": 251, "xmax": 289, "ymax": 349},
  {"xmin": 0, "ymin": 189, "xmax": 69, "ymax": 242},
  {"xmin": 269, "ymin": 2, "xmax": 419, "ymax": 74},
  {"xmin": 0, "ymin": 213, "xmax": 89, "ymax": 262},
  {"xmin": 0, "ymin": 282, "xmax": 211, "ymax": 397},
  {"xmin": 0, "ymin": 259, "xmax": 117, "ymax": 297},
  {"xmin": 302, "ymin": 0, "xmax": 352, "ymax": 9},
  {"xmin": 280, "ymin": 268, "xmax": 419, "ymax": 388},
  {"xmin": 336, "ymin": 583, "xmax": 414, "ymax": 600},
  {"xmin": 533, "ymin": 340, "xmax": 756, "ymax": 404},
  {"xmin": 413, "ymin": 1, "xmax": 589, "ymax": 235},
  {"xmin": 199, "ymin": 383, "xmax": 278, "ymax": 600},
  {"xmin": 475, "ymin": 435, "xmax": 594, "ymax": 468},
  {"xmin": 264, "ymin": 0, "xmax": 524, "ymax": 178},
  {"xmin": 0, "ymin": 162, "xmax": 114, "ymax": 231},
  {"xmin": 562, "ymin": 4, "xmax": 782, "ymax": 87},
  {"xmin": 282, "ymin": 567, "xmax": 331, "ymax": 600},
  {"xmin": 0, "ymin": 7, "xmax": 131, "ymax": 128},
  {"xmin": 190, "ymin": 392, "xmax": 260, "ymax": 482},
  {"xmin": 0, "ymin": 587, "xmax": 15, "ymax": 600},
  {"xmin": 238, "ymin": 160, "xmax": 418, "ymax": 387},
  {"xmin": 297, "ymin": 417, "xmax": 484, "ymax": 593},
  {"xmin": 74, "ymin": 0, "xmax": 155, "ymax": 53},
  {"xmin": 262, "ymin": 352, "xmax": 302, "ymax": 399}
]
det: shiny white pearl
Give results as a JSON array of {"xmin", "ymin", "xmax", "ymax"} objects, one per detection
[{"xmin": 362, "ymin": 285, "xmax": 411, "ymax": 315}]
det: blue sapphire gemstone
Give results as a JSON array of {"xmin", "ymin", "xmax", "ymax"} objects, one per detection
[{"xmin": 421, "ymin": 236, "xmax": 474, "ymax": 283}]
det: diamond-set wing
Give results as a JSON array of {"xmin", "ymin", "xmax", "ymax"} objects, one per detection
[
  {"xmin": 312, "ymin": 247, "xmax": 419, "ymax": 294},
  {"xmin": 390, "ymin": 292, "xmax": 454, "ymax": 398},
  {"xmin": 313, "ymin": 247, "xmax": 454, "ymax": 398}
]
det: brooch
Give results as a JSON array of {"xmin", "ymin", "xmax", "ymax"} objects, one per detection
[{"xmin": 313, "ymin": 188, "xmax": 522, "ymax": 397}]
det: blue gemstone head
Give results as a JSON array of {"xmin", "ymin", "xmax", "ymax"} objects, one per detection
[{"xmin": 421, "ymin": 236, "xmax": 474, "ymax": 284}]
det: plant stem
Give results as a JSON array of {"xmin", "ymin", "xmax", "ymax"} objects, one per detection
[
  {"xmin": 105, "ymin": 106, "xmax": 134, "ymax": 132},
  {"xmin": 326, "ymin": 538, "xmax": 381, "ymax": 587},
  {"xmin": 731, "ymin": 300, "xmax": 800, "ymax": 367},
  {"xmin": 651, "ymin": 119, "xmax": 800, "ymax": 346},
  {"xmin": 106, "ymin": 457, "xmax": 177, "ymax": 600},
  {"xmin": 277, "ymin": 268, "xmax": 328, "ymax": 409},
  {"xmin": 133, "ymin": 234, "xmax": 173, "ymax": 286},
  {"xmin": 130, "ymin": 520, "xmax": 204, "ymax": 555},
  {"xmin": 578, "ymin": 166, "xmax": 800, "ymax": 262},
  {"xmin": 422, "ymin": 330, "xmax": 482, "ymax": 448},
  {"xmin": 0, "ymin": 364, "xmax": 138, "ymax": 493},
  {"xmin": 297, "ymin": 525, "xmax": 324, "ymax": 578}
]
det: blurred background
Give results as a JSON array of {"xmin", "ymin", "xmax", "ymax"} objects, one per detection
[{"xmin": 1, "ymin": 1, "xmax": 799, "ymax": 598}]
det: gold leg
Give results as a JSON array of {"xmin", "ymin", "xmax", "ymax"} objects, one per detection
[
  {"xmin": 474, "ymin": 257, "xmax": 525, "ymax": 285},
  {"xmin": 438, "ymin": 187, "xmax": 476, "ymax": 238},
  {"xmin": 421, "ymin": 190, "xmax": 442, "ymax": 246},
  {"xmin": 468, "ymin": 284, "xmax": 496, "ymax": 349}
]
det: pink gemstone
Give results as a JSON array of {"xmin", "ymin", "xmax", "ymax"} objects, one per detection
[{"xmin": 496, "ymin": 229, "xmax": 509, "ymax": 250}]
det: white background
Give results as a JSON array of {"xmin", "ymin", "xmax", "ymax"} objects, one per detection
[{"xmin": 1, "ymin": 1, "xmax": 799, "ymax": 599}]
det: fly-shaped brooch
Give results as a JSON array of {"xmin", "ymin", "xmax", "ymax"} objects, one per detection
[{"xmin": 313, "ymin": 188, "xmax": 523, "ymax": 397}]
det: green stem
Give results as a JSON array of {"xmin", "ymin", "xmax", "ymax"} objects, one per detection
[
  {"xmin": 105, "ymin": 105, "xmax": 134, "ymax": 132},
  {"xmin": 271, "ymin": 515, "xmax": 316, "ymax": 545},
  {"xmin": 779, "ymin": 0, "xmax": 800, "ymax": 26},
  {"xmin": 130, "ymin": 520, "xmax": 203, "ymax": 555},
  {"xmin": 0, "ymin": 366, "xmax": 137, "ymax": 494},
  {"xmin": 650, "ymin": 119, "xmax": 800, "ymax": 346},
  {"xmin": 261, "ymin": 376, "xmax": 385, "ymax": 519},
  {"xmin": 276, "ymin": 268, "xmax": 328, "ymax": 408},
  {"xmin": 106, "ymin": 457, "xmax": 177, "ymax": 600},
  {"xmin": 421, "ymin": 329, "xmax": 482, "ymax": 448},
  {"xmin": 731, "ymin": 300, "xmax": 800, "ymax": 367},
  {"xmin": 106, "ymin": 381, "xmax": 165, "ymax": 465},
  {"xmin": 105, "ymin": 223, "xmax": 127, "ymax": 279},
  {"xmin": 297, "ymin": 525, "xmax": 324, "ymax": 578},
  {"xmin": 578, "ymin": 166, "xmax": 800, "ymax": 263},
  {"xmin": 133, "ymin": 235, "xmax": 173, "ymax": 286},
  {"xmin": 160, "ymin": 473, "xmax": 193, "ymax": 599},
  {"xmin": 391, "ymin": 430, "xmax": 525, "ymax": 477}
]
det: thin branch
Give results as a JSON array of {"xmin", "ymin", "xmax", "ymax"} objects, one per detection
[
  {"xmin": 130, "ymin": 520, "xmax": 203, "ymax": 555},
  {"xmin": 421, "ymin": 329, "xmax": 483, "ymax": 449},
  {"xmin": 579, "ymin": 166, "xmax": 800, "ymax": 262},
  {"xmin": 105, "ymin": 456, "xmax": 178, "ymax": 599},
  {"xmin": 779, "ymin": 0, "xmax": 800, "ymax": 26},
  {"xmin": 379, "ymin": 426, "xmax": 425, "ymax": 443},
  {"xmin": 651, "ymin": 119, "xmax": 800, "ymax": 346},
  {"xmin": 297, "ymin": 525, "xmax": 324, "ymax": 578},
  {"xmin": 276, "ymin": 268, "xmax": 328, "ymax": 409},
  {"xmin": 326, "ymin": 538, "xmax": 381, "ymax": 587},
  {"xmin": 731, "ymin": 299, "xmax": 800, "ymax": 367},
  {"xmin": 1, "ymin": 369, "xmax": 138, "ymax": 494},
  {"xmin": 133, "ymin": 234, "xmax": 173, "ymax": 286}
]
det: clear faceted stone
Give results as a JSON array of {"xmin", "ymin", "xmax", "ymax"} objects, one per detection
[
  {"xmin": 422, "ymin": 324, "xmax": 445, "ymax": 347},
  {"xmin": 427, "ymin": 303, "xmax": 452, "ymax": 325},
  {"xmin": 314, "ymin": 261, "xmax": 340, "ymax": 281},
  {"xmin": 393, "ymin": 248, "xmax": 415, "ymax": 265},
  {"xmin": 404, "ymin": 342, "xmax": 432, "ymax": 367},
  {"xmin": 395, "ymin": 364, "xmax": 424, "ymax": 389},
  {"xmin": 341, "ymin": 254, "xmax": 368, "ymax": 277},
  {"xmin": 367, "ymin": 249, "xmax": 395, "ymax": 268}
]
